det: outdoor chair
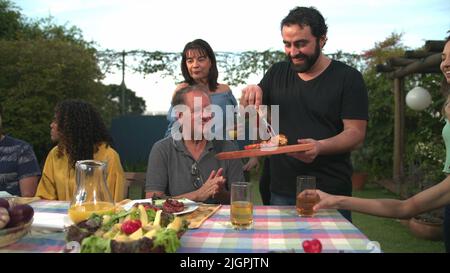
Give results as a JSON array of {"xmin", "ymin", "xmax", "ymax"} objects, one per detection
[{"xmin": 124, "ymin": 172, "xmax": 146, "ymax": 199}]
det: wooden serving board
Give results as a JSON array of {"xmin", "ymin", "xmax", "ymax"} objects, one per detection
[
  {"xmin": 215, "ymin": 143, "xmax": 314, "ymax": 160},
  {"xmin": 182, "ymin": 204, "xmax": 221, "ymax": 229}
]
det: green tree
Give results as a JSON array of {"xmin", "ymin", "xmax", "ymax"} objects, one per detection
[
  {"xmin": 0, "ymin": 39, "xmax": 109, "ymax": 161},
  {"xmin": 218, "ymin": 50, "xmax": 286, "ymax": 85},
  {"xmin": 106, "ymin": 84, "xmax": 146, "ymax": 115},
  {"xmin": 0, "ymin": 1, "xmax": 149, "ymax": 162},
  {"xmin": 354, "ymin": 33, "xmax": 445, "ymax": 192},
  {"xmin": 0, "ymin": 0, "xmax": 21, "ymax": 40},
  {"xmin": 0, "ymin": 0, "xmax": 92, "ymax": 48},
  {"xmin": 95, "ymin": 49, "xmax": 288, "ymax": 87}
]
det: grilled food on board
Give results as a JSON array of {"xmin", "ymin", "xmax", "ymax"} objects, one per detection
[{"xmin": 244, "ymin": 134, "xmax": 288, "ymax": 150}]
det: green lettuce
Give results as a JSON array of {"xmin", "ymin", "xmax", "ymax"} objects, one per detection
[
  {"xmin": 81, "ymin": 236, "xmax": 111, "ymax": 253},
  {"xmin": 152, "ymin": 229, "xmax": 180, "ymax": 253}
]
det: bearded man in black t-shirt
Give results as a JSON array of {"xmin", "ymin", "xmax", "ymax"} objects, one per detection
[{"xmin": 240, "ymin": 6, "xmax": 368, "ymax": 221}]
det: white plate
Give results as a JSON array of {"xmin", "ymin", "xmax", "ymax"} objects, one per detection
[
  {"xmin": 122, "ymin": 198, "xmax": 198, "ymax": 215},
  {"xmin": 172, "ymin": 199, "xmax": 199, "ymax": 215},
  {"xmin": 121, "ymin": 198, "xmax": 153, "ymax": 211}
]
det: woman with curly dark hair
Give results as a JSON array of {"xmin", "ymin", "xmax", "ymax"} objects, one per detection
[{"xmin": 36, "ymin": 99, "xmax": 125, "ymax": 201}]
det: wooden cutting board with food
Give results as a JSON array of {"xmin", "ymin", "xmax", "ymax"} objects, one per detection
[{"xmin": 216, "ymin": 134, "xmax": 314, "ymax": 160}]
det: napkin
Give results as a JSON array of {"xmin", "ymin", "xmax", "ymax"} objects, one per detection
[
  {"xmin": 32, "ymin": 212, "xmax": 71, "ymax": 231},
  {"xmin": 0, "ymin": 191, "xmax": 13, "ymax": 198}
]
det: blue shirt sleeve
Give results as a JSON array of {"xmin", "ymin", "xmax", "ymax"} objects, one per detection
[{"xmin": 17, "ymin": 143, "xmax": 41, "ymax": 180}]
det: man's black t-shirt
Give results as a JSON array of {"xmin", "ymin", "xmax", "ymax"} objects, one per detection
[{"xmin": 259, "ymin": 60, "xmax": 368, "ymax": 197}]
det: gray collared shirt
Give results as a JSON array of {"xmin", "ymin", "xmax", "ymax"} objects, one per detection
[{"xmin": 145, "ymin": 137, "xmax": 244, "ymax": 203}]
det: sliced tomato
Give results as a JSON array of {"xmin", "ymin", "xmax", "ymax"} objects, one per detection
[{"xmin": 244, "ymin": 144, "xmax": 260, "ymax": 150}]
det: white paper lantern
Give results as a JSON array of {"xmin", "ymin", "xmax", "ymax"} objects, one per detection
[{"xmin": 406, "ymin": 86, "xmax": 432, "ymax": 111}]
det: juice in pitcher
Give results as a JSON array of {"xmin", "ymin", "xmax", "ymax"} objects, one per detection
[
  {"xmin": 68, "ymin": 201, "xmax": 115, "ymax": 224},
  {"xmin": 69, "ymin": 160, "xmax": 115, "ymax": 224}
]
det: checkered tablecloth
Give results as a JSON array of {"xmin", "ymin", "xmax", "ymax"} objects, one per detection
[
  {"xmin": 178, "ymin": 206, "xmax": 376, "ymax": 253},
  {"xmin": 0, "ymin": 201, "xmax": 377, "ymax": 253}
]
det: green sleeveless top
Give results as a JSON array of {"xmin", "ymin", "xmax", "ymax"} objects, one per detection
[{"xmin": 442, "ymin": 119, "xmax": 450, "ymax": 173}]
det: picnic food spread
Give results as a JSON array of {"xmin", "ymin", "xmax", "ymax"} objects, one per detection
[{"xmin": 65, "ymin": 203, "xmax": 189, "ymax": 253}]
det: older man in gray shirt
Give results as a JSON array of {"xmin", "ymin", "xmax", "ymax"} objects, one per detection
[{"xmin": 145, "ymin": 85, "xmax": 244, "ymax": 204}]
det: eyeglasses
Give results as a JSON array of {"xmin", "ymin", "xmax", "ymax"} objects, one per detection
[{"xmin": 191, "ymin": 162, "xmax": 204, "ymax": 189}]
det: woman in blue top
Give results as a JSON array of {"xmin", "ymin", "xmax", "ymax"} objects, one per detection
[
  {"xmin": 165, "ymin": 39, "xmax": 234, "ymax": 137},
  {"xmin": 165, "ymin": 39, "xmax": 259, "ymax": 172}
]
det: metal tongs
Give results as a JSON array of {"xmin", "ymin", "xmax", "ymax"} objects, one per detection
[
  {"xmin": 260, "ymin": 116, "xmax": 277, "ymax": 139},
  {"xmin": 258, "ymin": 108, "xmax": 277, "ymax": 139}
]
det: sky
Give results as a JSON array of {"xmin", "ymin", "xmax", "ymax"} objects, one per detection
[{"xmin": 14, "ymin": 0, "xmax": 450, "ymax": 114}]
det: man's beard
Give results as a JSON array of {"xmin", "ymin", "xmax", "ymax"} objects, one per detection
[{"xmin": 288, "ymin": 41, "xmax": 321, "ymax": 73}]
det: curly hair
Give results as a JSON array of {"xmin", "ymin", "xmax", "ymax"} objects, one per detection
[{"xmin": 54, "ymin": 99, "xmax": 112, "ymax": 168}]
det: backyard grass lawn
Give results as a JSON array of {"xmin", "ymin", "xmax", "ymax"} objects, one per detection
[{"xmin": 352, "ymin": 183, "xmax": 445, "ymax": 253}]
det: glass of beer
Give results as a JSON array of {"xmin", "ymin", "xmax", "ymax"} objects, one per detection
[
  {"xmin": 296, "ymin": 176, "xmax": 320, "ymax": 217},
  {"xmin": 230, "ymin": 182, "xmax": 253, "ymax": 230}
]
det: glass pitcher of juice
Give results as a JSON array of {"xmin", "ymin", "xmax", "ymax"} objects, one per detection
[{"xmin": 68, "ymin": 160, "xmax": 115, "ymax": 224}]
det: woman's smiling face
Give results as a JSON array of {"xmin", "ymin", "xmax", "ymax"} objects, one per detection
[{"xmin": 441, "ymin": 40, "xmax": 450, "ymax": 84}]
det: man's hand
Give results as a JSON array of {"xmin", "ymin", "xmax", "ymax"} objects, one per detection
[
  {"xmin": 195, "ymin": 168, "xmax": 226, "ymax": 201},
  {"xmin": 240, "ymin": 85, "xmax": 263, "ymax": 108},
  {"xmin": 19, "ymin": 176, "xmax": 39, "ymax": 197},
  {"xmin": 287, "ymin": 139, "xmax": 322, "ymax": 163},
  {"xmin": 243, "ymin": 157, "xmax": 260, "ymax": 171}
]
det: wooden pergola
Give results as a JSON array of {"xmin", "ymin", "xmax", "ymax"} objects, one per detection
[{"xmin": 376, "ymin": 40, "xmax": 447, "ymax": 195}]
